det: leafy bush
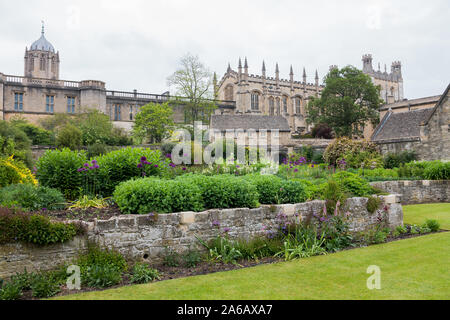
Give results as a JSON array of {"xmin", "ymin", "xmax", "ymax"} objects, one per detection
[
  {"xmin": 87, "ymin": 143, "xmax": 112, "ymax": 158},
  {"xmin": 56, "ymin": 124, "xmax": 82, "ymax": 150},
  {"xmin": 383, "ymin": 151, "xmax": 417, "ymax": 169},
  {"xmin": 30, "ymin": 273, "xmax": 61, "ymax": 298},
  {"xmin": 366, "ymin": 196, "xmax": 382, "ymax": 214},
  {"xmin": 36, "ymin": 148, "xmax": 87, "ymax": 200},
  {"xmin": 162, "ymin": 247, "xmax": 181, "ymax": 267},
  {"xmin": 311, "ymin": 123, "xmax": 334, "ymax": 139},
  {"xmin": 11, "ymin": 120, "xmax": 55, "ymax": 146},
  {"xmin": 0, "ymin": 184, "xmax": 65, "ymax": 211},
  {"xmin": 320, "ymin": 180, "xmax": 348, "ymax": 216},
  {"xmin": 176, "ymin": 174, "xmax": 259, "ymax": 210},
  {"xmin": 0, "ymin": 156, "xmax": 37, "ymax": 188},
  {"xmin": 425, "ymin": 219, "xmax": 440, "ymax": 232},
  {"xmin": 333, "ymin": 171, "xmax": 374, "ymax": 197},
  {"xmin": 95, "ymin": 147, "xmax": 169, "ymax": 196},
  {"xmin": 0, "ymin": 281, "xmax": 22, "ymax": 300},
  {"xmin": 197, "ymin": 235, "xmax": 244, "ymax": 265},
  {"xmin": 130, "ymin": 263, "xmax": 160, "ymax": 284},
  {"xmin": 0, "ymin": 120, "xmax": 33, "ymax": 167},
  {"xmin": 0, "ymin": 208, "xmax": 82, "ymax": 245},
  {"xmin": 182, "ymin": 248, "xmax": 203, "ymax": 268},
  {"xmin": 244, "ymin": 174, "xmax": 308, "ymax": 205},
  {"xmin": 324, "ymin": 137, "xmax": 380, "ymax": 168},
  {"xmin": 423, "ymin": 161, "xmax": 450, "ymax": 180},
  {"xmin": 114, "ymin": 177, "xmax": 204, "ymax": 214},
  {"xmin": 84, "ymin": 265, "xmax": 122, "ymax": 288}
]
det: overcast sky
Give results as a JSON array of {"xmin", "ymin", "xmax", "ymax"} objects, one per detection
[{"xmin": 0, "ymin": 0, "xmax": 448, "ymax": 99}]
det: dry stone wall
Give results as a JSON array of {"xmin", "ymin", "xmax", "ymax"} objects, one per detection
[{"xmin": 0, "ymin": 195, "xmax": 403, "ymax": 279}]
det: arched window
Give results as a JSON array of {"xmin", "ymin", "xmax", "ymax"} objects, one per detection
[
  {"xmin": 251, "ymin": 92, "xmax": 259, "ymax": 110},
  {"xmin": 283, "ymin": 96, "xmax": 288, "ymax": 113},
  {"xmin": 269, "ymin": 97, "xmax": 275, "ymax": 115},
  {"xmin": 295, "ymin": 97, "xmax": 302, "ymax": 114},
  {"xmin": 40, "ymin": 56, "xmax": 46, "ymax": 71},
  {"xmin": 225, "ymin": 85, "xmax": 234, "ymax": 101}
]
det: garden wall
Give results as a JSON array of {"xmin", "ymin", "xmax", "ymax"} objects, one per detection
[
  {"xmin": 370, "ymin": 180, "xmax": 449, "ymax": 205},
  {"xmin": 0, "ymin": 195, "xmax": 403, "ymax": 279}
]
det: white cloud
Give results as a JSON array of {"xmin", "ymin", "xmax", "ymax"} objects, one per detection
[{"xmin": 0, "ymin": 0, "xmax": 448, "ymax": 98}]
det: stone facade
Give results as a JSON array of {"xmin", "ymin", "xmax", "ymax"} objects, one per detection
[
  {"xmin": 370, "ymin": 180, "xmax": 450, "ymax": 205},
  {"xmin": 372, "ymin": 84, "xmax": 450, "ymax": 160},
  {"xmin": 0, "ymin": 196, "xmax": 403, "ymax": 279}
]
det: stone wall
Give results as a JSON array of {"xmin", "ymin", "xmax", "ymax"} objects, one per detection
[
  {"xmin": 0, "ymin": 195, "xmax": 403, "ymax": 279},
  {"xmin": 370, "ymin": 180, "xmax": 449, "ymax": 205}
]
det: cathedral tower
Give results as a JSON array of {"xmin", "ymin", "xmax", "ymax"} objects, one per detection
[{"xmin": 24, "ymin": 23, "xmax": 60, "ymax": 80}]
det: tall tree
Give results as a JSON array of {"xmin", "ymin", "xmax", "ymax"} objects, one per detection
[
  {"xmin": 306, "ymin": 66, "xmax": 383, "ymax": 137},
  {"xmin": 167, "ymin": 53, "xmax": 217, "ymax": 125},
  {"xmin": 133, "ymin": 102, "xmax": 174, "ymax": 144}
]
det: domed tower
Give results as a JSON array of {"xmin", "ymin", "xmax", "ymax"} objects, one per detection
[{"xmin": 24, "ymin": 23, "xmax": 60, "ymax": 79}]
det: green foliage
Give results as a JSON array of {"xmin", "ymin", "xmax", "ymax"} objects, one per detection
[
  {"xmin": 114, "ymin": 177, "xmax": 204, "ymax": 214},
  {"xmin": 244, "ymin": 174, "xmax": 308, "ymax": 204},
  {"xmin": 87, "ymin": 143, "xmax": 113, "ymax": 158},
  {"xmin": 311, "ymin": 123, "xmax": 334, "ymax": 139},
  {"xmin": 358, "ymin": 227, "xmax": 390, "ymax": 245},
  {"xmin": 333, "ymin": 171, "xmax": 374, "ymax": 197},
  {"xmin": 75, "ymin": 246, "xmax": 127, "ymax": 287},
  {"xmin": 324, "ymin": 137, "xmax": 380, "ymax": 167},
  {"xmin": 10, "ymin": 119, "xmax": 55, "ymax": 145},
  {"xmin": 133, "ymin": 102, "xmax": 174, "ymax": 143},
  {"xmin": 130, "ymin": 263, "xmax": 160, "ymax": 284},
  {"xmin": 162, "ymin": 247, "xmax": 181, "ymax": 267},
  {"xmin": 0, "ymin": 120, "xmax": 33, "ymax": 167},
  {"xmin": 56, "ymin": 124, "xmax": 82, "ymax": 150},
  {"xmin": 423, "ymin": 161, "xmax": 450, "ymax": 180},
  {"xmin": 182, "ymin": 248, "xmax": 203, "ymax": 268},
  {"xmin": 0, "ymin": 209, "xmax": 82, "ymax": 245},
  {"xmin": 197, "ymin": 235, "xmax": 244, "ymax": 265},
  {"xmin": 0, "ymin": 184, "xmax": 65, "ymax": 211},
  {"xmin": 0, "ymin": 281, "xmax": 22, "ymax": 300},
  {"xmin": 77, "ymin": 109, "xmax": 115, "ymax": 146},
  {"xmin": 383, "ymin": 151, "xmax": 417, "ymax": 169},
  {"xmin": 96, "ymin": 147, "xmax": 168, "ymax": 196},
  {"xmin": 0, "ymin": 156, "xmax": 37, "ymax": 188},
  {"xmin": 366, "ymin": 196, "xmax": 382, "ymax": 214},
  {"xmin": 425, "ymin": 219, "xmax": 440, "ymax": 232},
  {"xmin": 84, "ymin": 265, "xmax": 122, "ymax": 288},
  {"xmin": 36, "ymin": 148, "xmax": 87, "ymax": 200},
  {"xmin": 30, "ymin": 273, "xmax": 61, "ymax": 298},
  {"xmin": 176, "ymin": 174, "xmax": 260, "ymax": 210},
  {"xmin": 306, "ymin": 66, "xmax": 383, "ymax": 137}
]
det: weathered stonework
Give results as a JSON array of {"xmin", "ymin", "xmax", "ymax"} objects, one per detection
[
  {"xmin": 0, "ymin": 196, "xmax": 402, "ymax": 279},
  {"xmin": 370, "ymin": 180, "xmax": 449, "ymax": 205}
]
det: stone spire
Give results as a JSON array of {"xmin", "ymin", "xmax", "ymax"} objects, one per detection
[
  {"xmin": 41, "ymin": 20, "xmax": 45, "ymax": 35},
  {"xmin": 238, "ymin": 58, "xmax": 242, "ymax": 81},
  {"xmin": 213, "ymin": 72, "xmax": 218, "ymax": 99},
  {"xmin": 262, "ymin": 61, "xmax": 266, "ymax": 76},
  {"xmin": 303, "ymin": 68, "xmax": 307, "ymax": 84},
  {"xmin": 227, "ymin": 63, "xmax": 231, "ymax": 73},
  {"xmin": 244, "ymin": 57, "xmax": 248, "ymax": 72},
  {"xmin": 275, "ymin": 63, "xmax": 280, "ymax": 87},
  {"xmin": 315, "ymin": 70, "xmax": 319, "ymax": 86}
]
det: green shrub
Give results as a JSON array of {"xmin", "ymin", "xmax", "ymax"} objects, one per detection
[
  {"xmin": 130, "ymin": 263, "xmax": 160, "ymax": 284},
  {"xmin": 244, "ymin": 174, "xmax": 308, "ymax": 205},
  {"xmin": 425, "ymin": 219, "xmax": 440, "ymax": 232},
  {"xmin": 324, "ymin": 137, "xmax": 380, "ymax": 167},
  {"xmin": 87, "ymin": 143, "xmax": 112, "ymax": 158},
  {"xmin": 36, "ymin": 148, "xmax": 87, "ymax": 200},
  {"xmin": 321, "ymin": 180, "xmax": 348, "ymax": 216},
  {"xmin": 0, "ymin": 184, "xmax": 65, "ymax": 211},
  {"xmin": 114, "ymin": 177, "xmax": 204, "ymax": 214},
  {"xmin": 162, "ymin": 247, "xmax": 180, "ymax": 267},
  {"xmin": 0, "ymin": 156, "xmax": 37, "ymax": 188},
  {"xmin": 56, "ymin": 124, "xmax": 82, "ymax": 150},
  {"xmin": 0, "ymin": 208, "xmax": 82, "ymax": 245},
  {"xmin": 182, "ymin": 248, "xmax": 203, "ymax": 268},
  {"xmin": 30, "ymin": 273, "xmax": 61, "ymax": 298},
  {"xmin": 0, "ymin": 120, "xmax": 33, "ymax": 167},
  {"xmin": 84, "ymin": 265, "xmax": 122, "ymax": 288},
  {"xmin": 95, "ymin": 147, "xmax": 169, "ymax": 196},
  {"xmin": 366, "ymin": 196, "xmax": 382, "ymax": 214},
  {"xmin": 75, "ymin": 246, "xmax": 128, "ymax": 280},
  {"xmin": 12, "ymin": 121, "xmax": 55, "ymax": 146},
  {"xmin": 423, "ymin": 161, "xmax": 450, "ymax": 180},
  {"xmin": 0, "ymin": 281, "xmax": 22, "ymax": 300},
  {"xmin": 176, "ymin": 174, "xmax": 259, "ymax": 210},
  {"xmin": 333, "ymin": 171, "xmax": 374, "ymax": 197},
  {"xmin": 383, "ymin": 151, "xmax": 417, "ymax": 169}
]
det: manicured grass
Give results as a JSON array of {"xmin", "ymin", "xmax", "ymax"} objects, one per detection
[
  {"xmin": 403, "ymin": 203, "xmax": 450, "ymax": 229},
  {"xmin": 55, "ymin": 232, "xmax": 450, "ymax": 300}
]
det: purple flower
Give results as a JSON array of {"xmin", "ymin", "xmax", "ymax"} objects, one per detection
[
  {"xmin": 294, "ymin": 169, "xmax": 299, "ymax": 173},
  {"xmin": 182, "ymin": 167, "xmax": 187, "ymax": 171},
  {"xmin": 154, "ymin": 165, "xmax": 159, "ymax": 168},
  {"xmin": 223, "ymin": 227, "xmax": 231, "ymax": 233},
  {"xmin": 91, "ymin": 160, "xmax": 98, "ymax": 165},
  {"xmin": 84, "ymin": 163, "xmax": 89, "ymax": 168},
  {"xmin": 212, "ymin": 220, "xmax": 220, "ymax": 227},
  {"xmin": 137, "ymin": 163, "xmax": 143, "ymax": 168},
  {"xmin": 42, "ymin": 208, "xmax": 47, "ymax": 211},
  {"xmin": 140, "ymin": 156, "xmax": 147, "ymax": 163},
  {"xmin": 77, "ymin": 168, "xmax": 84, "ymax": 172}
]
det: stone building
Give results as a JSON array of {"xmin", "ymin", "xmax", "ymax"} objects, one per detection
[
  {"xmin": 371, "ymin": 83, "xmax": 450, "ymax": 160},
  {"xmin": 0, "ymin": 26, "xmax": 235, "ymax": 131},
  {"xmin": 215, "ymin": 58, "xmax": 323, "ymax": 134}
]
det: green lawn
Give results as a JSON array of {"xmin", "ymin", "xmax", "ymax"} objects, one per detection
[
  {"xmin": 56, "ymin": 232, "xmax": 450, "ymax": 300},
  {"xmin": 403, "ymin": 203, "xmax": 450, "ymax": 229}
]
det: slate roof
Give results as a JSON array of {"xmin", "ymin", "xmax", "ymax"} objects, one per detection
[
  {"xmin": 210, "ymin": 115, "xmax": 291, "ymax": 132},
  {"xmin": 30, "ymin": 34, "xmax": 55, "ymax": 53},
  {"xmin": 371, "ymin": 108, "xmax": 434, "ymax": 142},
  {"xmin": 380, "ymin": 95, "xmax": 441, "ymax": 111}
]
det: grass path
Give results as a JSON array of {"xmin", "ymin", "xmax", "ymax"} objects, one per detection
[{"xmin": 403, "ymin": 203, "xmax": 450, "ymax": 229}]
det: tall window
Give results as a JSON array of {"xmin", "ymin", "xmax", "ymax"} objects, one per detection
[
  {"xmin": 225, "ymin": 85, "xmax": 234, "ymax": 101},
  {"xmin": 295, "ymin": 97, "xmax": 302, "ymax": 114},
  {"xmin": 46, "ymin": 95, "xmax": 54, "ymax": 113},
  {"xmin": 269, "ymin": 97, "xmax": 275, "ymax": 115},
  {"xmin": 283, "ymin": 97, "xmax": 288, "ymax": 113},
  {"xmin": 40, "ymin": 56, "xmax": 46, "ymax": 71},
  {"xmin": 114, "ymin": 104, "xmax": 122, "ymax": 121},
  {"xmin": 14, "ymin": 93, "xmax": 23, "ymax": 111},
  {"xmin": 276, "ymin": 98, "xmax": 281, "ymax": 115},
  {"xmin": 251, "ymin": 92, "xmax": 259, "ymax": 110},
  {"xmin": 67, "ymin": 97, "xmax": 76, "ymax": 114}
]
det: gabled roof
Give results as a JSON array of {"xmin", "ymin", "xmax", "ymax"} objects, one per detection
[
  {"xmin": 211, "ymin": 115, "xmax": 291, "ymax": 132},
  {"xmin": 371, "ymin": 108, "xmax": 434, "ymax": 142}
]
